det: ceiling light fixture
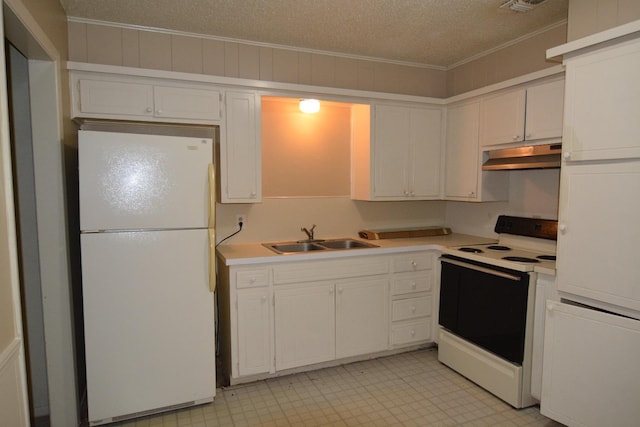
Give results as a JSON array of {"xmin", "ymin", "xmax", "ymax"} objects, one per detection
[
  {"xmin": 299, "ymin": 99, "xmax": 320, "ymax": 114},
  {"xmin": 499, "ymin": 0, "xmax": 547, "ymax": 12}
]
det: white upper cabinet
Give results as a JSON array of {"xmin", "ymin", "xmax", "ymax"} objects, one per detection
[
  {"xmin": 480, "ymin": 88, "xmax": 526, "ymax": 146},
  {"xmin": 444, "ymin": 101, "xmax": 508, "ymax": 201},
  {"xmin": 351, "ymin": 104, "xmax": 442, "ymax": 200},
  {"xmin": 75, "ymin": 75, "xmax": 222, "ymax": 124},
  {"xmin": 153, "ymin": 85, "xmax": 222, "ymax": 121},
  {"xmin": 480, "ymin": 78, "xmax": 564, "ymax": 147},
  {"xmin": 562, "ymin": 37, "xmax": 640, "ymax": 162},
  {"xmin": 219, "ymin": 91, "xmax": 262, "ymax": 203},
  {"xmin": 524, "ymin": 79, "xmax": 565, "ymax": 141}
]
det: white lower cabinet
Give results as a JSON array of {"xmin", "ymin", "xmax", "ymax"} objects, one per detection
[
  {"xmin": 275, "ymin": 282, "xmax": 336, "ymax": 370},
  {"xmin": 236, "ymin": 288, "xmax": 272, "ymax": 377},
  {"xmin": 219, "ymin": 250, "xmax": 434, "ymax": 384},
  {"xmin": 336, "ymin": 278, "xmax": 389, "ymax": 358}
]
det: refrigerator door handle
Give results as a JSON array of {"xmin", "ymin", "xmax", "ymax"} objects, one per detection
[
  {"xmin": 208, "ymin": 164, "xmax": 216, "ymax": 229},
  {"xmin": 209, "ymin": 228, "xmax": 216, "ymax": 293},
  {"xmin": 208, "ymin": 163, "xmax": 216, "ymax": 293}
]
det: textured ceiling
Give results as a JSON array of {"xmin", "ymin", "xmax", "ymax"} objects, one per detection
[{"xmin": 58, "ymin": 0, "xmax": 569, "ymax": 68}]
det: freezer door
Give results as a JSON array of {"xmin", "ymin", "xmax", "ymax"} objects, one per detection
[
  {"xmin": 81, "ymin": 229, "xmax": 215, "ymax": 423},
  {"xmin": 79, "ymin": 130, "xmax": 213, "ymax": 231},
  {"xmin": 541, "ymin": 301, "xmax": 640, "ymax": 427}
]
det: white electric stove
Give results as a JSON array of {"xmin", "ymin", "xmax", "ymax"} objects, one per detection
[{"xmin": 438, "ymin": 215, "xmax": 558, "ymax": 409}]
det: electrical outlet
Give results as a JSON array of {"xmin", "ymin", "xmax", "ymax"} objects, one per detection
[{"xmin": 235, "ymin": 214, "xmax": 246, "ymax": 227}]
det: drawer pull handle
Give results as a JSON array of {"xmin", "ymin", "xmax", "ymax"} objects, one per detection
[
  {"xmin": 250, "ymin": 277, "xmax": 256, "ymax": 283},
  {"xmin": 411, "ymin": 306, "xmax": 416, "ymax": 312},
  {"xmin": 411, "ymin": 282, "xmax": 417, "ymax": 289},
  {"xmin": 261, "ymin": 295, "xmax": 267, "ymax": 302},
  {"xmin": 411, "ymin": 261, "xmax": 417, "ymax": 268},
  {"xmin": 410, "ymin": 330, "xmax": 415, "ymax": 336}
]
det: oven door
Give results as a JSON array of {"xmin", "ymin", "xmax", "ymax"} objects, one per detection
[{"xmin": 439, "ymin": 255, "xmax": 530, "ymax": 364}]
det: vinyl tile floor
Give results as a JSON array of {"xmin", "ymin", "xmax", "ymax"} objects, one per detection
[{"xmin": 111, "ymin": 348, "xmax": 563, "ymax": 426}]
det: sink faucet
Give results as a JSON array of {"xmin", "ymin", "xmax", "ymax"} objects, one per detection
[{"xmin": 301, "ymin": 224, "xmax": 316, "ymax": 241}]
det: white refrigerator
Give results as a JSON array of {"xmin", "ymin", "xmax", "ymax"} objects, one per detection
[{"xmin": 79, "ymin": 129, "xmax": 216, "ymax": 425}]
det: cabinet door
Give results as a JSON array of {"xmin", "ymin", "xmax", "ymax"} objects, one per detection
[
  {"xmin": 524, "ymin": 79, "xmax": 564, "ymax": 141},
  {"xmin": 274, "ymin": 283, "xmax": 335, "ymax": 370},
  {"xmin": 410, "ymin": 107, "xmax": 442, "ymax": 198},
  {"xmin": 563, "ymin": 38, "xmax": 640, "ymax": 161},
  {"xmin": 236, "ymin": 289, "xmax": 272, "ymax": 377},
  {"xmin": 79, "ymin": 79, "xmax": 154, "ymax": 118},
  {"xmin": 541, "ymin": 301, "xmax": 640, "ymax": 427},
  {"xmin": 372, "ymin": 105, "xmax": 411, "ymax": 197},
  {"xmin": 480, "ymin": 89, "xmax": 526, "ymax": 146},
  {"xmin": 220, "ymin": 91, "xmax": 261, "ymax": 203},
  {"xmin": 335, "ymin": 278, "xmax": 389, "ymax": 358},
  {"xmin": 153, "ymin": 86, "xmax": 221, "ymax": 121},
  {"xmin": 557, "ymin": 160, "xmax": 640, "ymax": 314},
  {"xmin": 444, "ymin": 102, "xmax": 479, "ymax": 199}
]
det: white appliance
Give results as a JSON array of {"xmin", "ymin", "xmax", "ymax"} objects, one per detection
[
  {"xmin": 79, "ymin": 128, "xmax": 217, "ymax": 426},
  {"xmin": 438, "ymin": 215, "xmax": 557, "ymax": 409}
]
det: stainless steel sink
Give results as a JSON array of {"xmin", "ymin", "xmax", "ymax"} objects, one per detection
[
  {"xmin": 263, "ymin": 238, "xmax": 378, "ymax": 255},
  {"xmin": 264, "ymin": 242, "xmax": 326, "ymax": 254},
  {"xmin": 318, "ymin": 239, "xmax": 378, "ymax": 250}
]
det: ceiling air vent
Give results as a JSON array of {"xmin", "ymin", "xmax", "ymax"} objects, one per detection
[{"xmin": 499, "ymin": 0, "xmax": 548, "ymax": 12}]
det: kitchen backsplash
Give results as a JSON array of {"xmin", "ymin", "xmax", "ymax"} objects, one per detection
[{"xmin": 216, "ymin": 197, "xmax": 447, "ymax": 244}]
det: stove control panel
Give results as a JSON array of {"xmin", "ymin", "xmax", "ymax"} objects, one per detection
[{"xmin": 494, "ymin": 215, "xmax": 558, "ymax": 240}]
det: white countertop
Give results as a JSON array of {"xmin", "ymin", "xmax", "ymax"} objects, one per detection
[
  {"xmin": 217, "ymin": 233, "xmax": 556, "ymax": 276},
  {"xmin": 216, "ymin": 233, "xmax": 497, "ymax": 266}
]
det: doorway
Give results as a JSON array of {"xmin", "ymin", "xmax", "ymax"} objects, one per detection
[{"xmin": 5, "ymin": 40, "xmax": 50, "ymax": 427}]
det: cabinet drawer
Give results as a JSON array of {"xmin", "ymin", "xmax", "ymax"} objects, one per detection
[
  {"xmin": 391, "ymin": 273, "xmax": 432, "ymax": 296},
  {"xmin": 390, "ymin": 319, "xmax": 432, "ymax": 346},
  {"xmin": 236, "ymin": 269, "xmax": 269, "ymax": 288},
  {"xmin": 392, "ymin": 296, "xmax": 432, "ymax": 321},
  {"xmin": 392, "ymin": 253, "xmax": 432, "ymax": 273}
]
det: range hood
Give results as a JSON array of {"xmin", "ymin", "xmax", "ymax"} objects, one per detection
[{"xmin": 482, "ymin": 143, "xmax": 562, "ymax": 171}]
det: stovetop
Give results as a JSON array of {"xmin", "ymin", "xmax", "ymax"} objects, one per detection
[
  {"xmin": 442, "ymin": 242, "xmax": 556, "ymax": 272},
  {"xmin": 442, "ymin": 216, "xmax": 558, "ymax": 272}
]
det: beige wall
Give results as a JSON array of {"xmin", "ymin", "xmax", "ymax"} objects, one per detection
[
  {"xmin": 67, "ymin": 20, "xmax": 448, "ymax": 98},
  {"xmin": 262, "ymin": 97, "xmax": 354, "ymax": 197},
  {"xmin": 446, "ymin": 168, "xmax": 561, "ymax": 238},
  {"xmin": 446, "ymin": 23, "xmax": 567, "ymax": 96},
  {"xmin": 567, "ymin": 0, "xmax": 640, "ymax": 41}
]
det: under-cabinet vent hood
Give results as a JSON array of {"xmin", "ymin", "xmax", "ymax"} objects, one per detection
[{"xmin": 482, "ymin": 143, "xmax": 561, "ymax": 171}]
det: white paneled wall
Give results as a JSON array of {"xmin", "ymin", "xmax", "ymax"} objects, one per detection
[{"xmin": 68, "ymin": 20, "xmax": 448, "ymax": 97}]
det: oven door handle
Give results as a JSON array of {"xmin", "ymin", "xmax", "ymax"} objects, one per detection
[{"xmin": 440, "ymin": 257, "xmax": 522, "ymax": 281}]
